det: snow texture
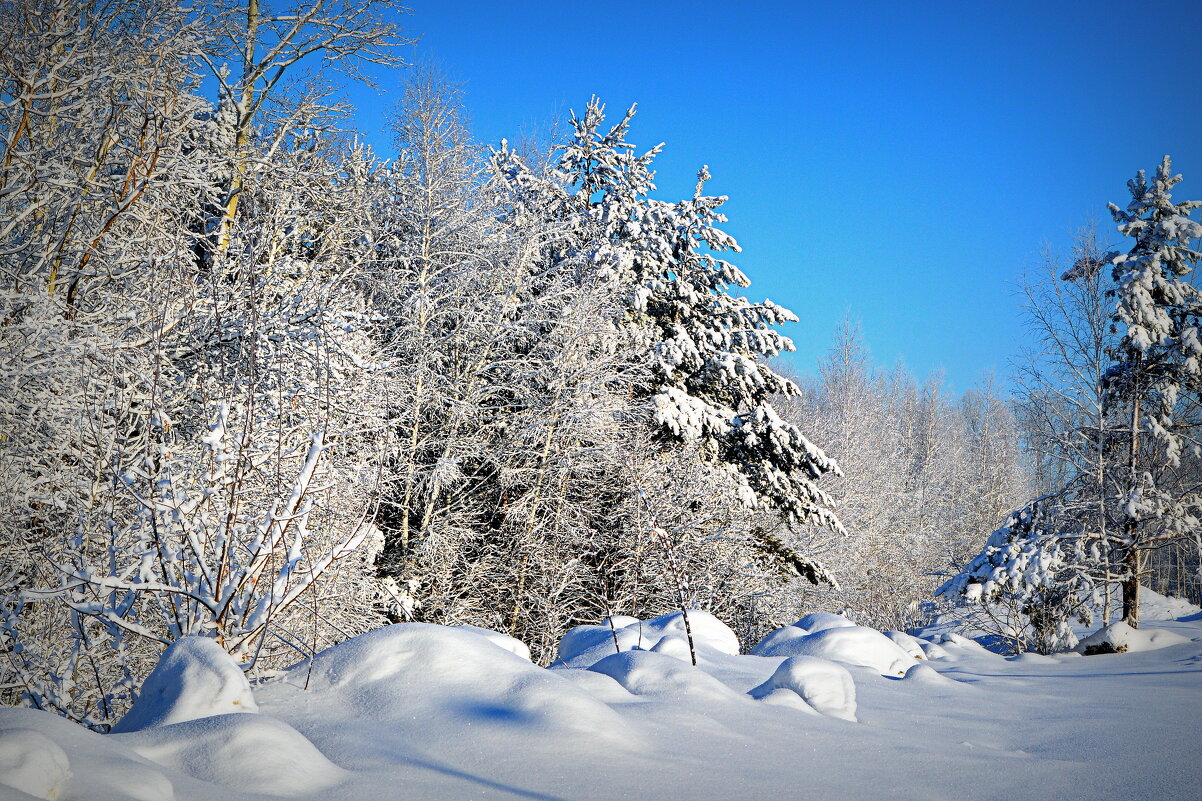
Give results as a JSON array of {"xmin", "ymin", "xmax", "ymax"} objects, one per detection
[
  {"xmin": 3, "ymin": 608, "xmax": 1202, "ymax": 801},
  {"xmin": 751, "ymin": 624, "xmax": 918, "ymax": 676},
  {"xmin": 748, "ymin": 655, "xmax": 857, "ymax": 721},
  {"xmin": 0, "ymin": 729, "xmax": 71, "ymax": 800},
  {"xmin": 110, "ymin": 637, "xmax": 257, "ymax": 733},
  {"xmin": 588, "ymin": 650, "xmax": 744, "ymax": 702}
]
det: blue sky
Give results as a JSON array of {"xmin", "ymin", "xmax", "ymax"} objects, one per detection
[{"xmin": 338, "ymin": 0, "xmax": 1201, "ymax": 394}]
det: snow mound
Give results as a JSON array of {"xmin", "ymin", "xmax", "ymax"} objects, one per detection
[
  {"xmin": 111, "ymin": 637, "xmax": 256, "ymax": 733},
  {"xmin": 930, "ymin": 631, "xmax": 1001, "ymax": 656},
  {"xmin": 1075, "ymin": 621, "xmax": 1193, "ymax": 655},
  {"xmin": 794, "ymin": 612, "xmax": 856, "ymax": 633},
  {"xmin": 752, "ymin": 625, "xmax": 917, "ymax": 676},
  {"xmin": 901, "ymin": 662, "xmax": 956, "ymax": 685},
  {"xmin": 884, "ymin": 630, "xmax": 926, "ymax": 659},
  {"xmin": 1, "ymin": 708, "xmax": 176, "ymax": 801},
  {"xmin": 588, "ymin": 650, "xmax": 744, "ymax": 702},
  {"xmin": 268, "ymin": 623, "xmax": 637, "ymax": 745},
  {"xmin": 748, "ymin": 656, "xmax": 857, "ymax": 721},
  {"xmin": 918, "ymin": 640, "xmax": 952, "ymax": 660},
  {"xmin": 119, "ymin": 713, "xmax": 345, "ymax": 797},
  {"xmin": 455, "ymin": 624, "xmax": 532, "ymax": 661},
  {"xmin": 0, "ymin": 729, "xmax": 71, "ymax": 800},
  {"xmin": 749, "ymin": 625, "xmax": 808, "ymax": 655},
  {"xmin": 557, "ymin": 610, "xmax": 739, "ymax": 667},
  {"xmin": 1139, "ymin": 586, "xmax": 1202, "ymax": 620}
]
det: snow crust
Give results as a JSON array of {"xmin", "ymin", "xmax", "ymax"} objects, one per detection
[{"xmin": 110, "ymin": 637, "xmax": 257, "ymax": 733}]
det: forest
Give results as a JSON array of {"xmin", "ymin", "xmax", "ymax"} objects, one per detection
[{"xmin": 2, "ymin": 0, "xmax": 1201, "ymax": 745}]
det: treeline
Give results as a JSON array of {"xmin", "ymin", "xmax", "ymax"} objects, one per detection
[
  {"xmin": 1, "ymin": 0, "xmax": 844, "ymax": 728},
  {"xmin": 779, "ymin": 324, "xmax": 1029, "ymax": 632}
]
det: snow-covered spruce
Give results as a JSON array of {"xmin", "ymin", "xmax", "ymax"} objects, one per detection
[{"xmin": 490, "ymin": 99, "xmax": 842, "ymax": 537}]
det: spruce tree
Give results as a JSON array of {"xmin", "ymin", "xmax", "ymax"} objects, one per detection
[
  {"xmin": 491, "ymin": 99, "xmax": 842, "ymax": 536},
  {"xmin": 1105, "ymin": 155, "xmax": 1202, "ymax": 627}
]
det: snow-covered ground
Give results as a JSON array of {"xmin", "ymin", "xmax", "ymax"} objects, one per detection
[{"xmin": 3, "ymin": 591, "xmax": 1201, "ymax": 801}]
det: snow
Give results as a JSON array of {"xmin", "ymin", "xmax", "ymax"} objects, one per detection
[
  {"xmin": 556, "ymin": 609, "xmax": 740, "ymax": 667},
  {"xmin": 3, "ymin": 609, "xmax": 1202, "ymax": 801},
  {"xmin": 752, "ymin": 624, "xmax": 918, "ymax": 676},
  {"xmin": 118, "ymin": 714, "xmax": 346, "ymax": 797},
  {"xmin": 748, "ymin": 655, "xmax": 857, "ymax": 721},
  {"xmin": 794, "ymin": 611, "xmax": 857, "ymax": 632},
  {"xmin": 588, "ymin": 650, "xmax": 744, "ymax": 702},
  {"xmin": 0, "ymin": 729, "xmax": 71, "ymax": 801},
  {"xmin": 1074, "ymin": 621, "xmax": 1193, "ymax": 654},
  {"xmin": 883, "ymin": 630, "xmax": 927, "ymax": 659},
  {"xmin": 110, "ymin": 637, "xmax": 258, "ymax": 733},
  {"xmin": 453, "ymin": 625, "xmax": 533, "ymax": 661}
]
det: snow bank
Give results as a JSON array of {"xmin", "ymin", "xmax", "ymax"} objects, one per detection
[
  {"xmin": 1075, "ymin": 621, "xmax": 1193, "ymax": 655},
  {"xmin": 794, "ymin": 612, "xmax": 856, "ymax": 633},
  {"xmin": 117, "ymin": 714, "xmax": 346, "ymax": 797},
  {"xmin": 752, "ymin": 625, "xmax": 917, "ymax": 676},
  {"xmin": 0, "ymin": 728, "xmax": 71, "ymax": 800},
  {"xmin": 588, "ymin": 650, "xmax": 744, "ymax": 702},
  {"xmin": 883, "ymin": 630, "xmax": 926, "ymax": 659},
  {"xmin": 1139, "ymin": 586, "xmax": 1202, "ymax": 620},
  {"xmin": 557, "ymin": 610, "xmax": 740, "ymax": 667},
  {"xmin": 0, "ymin": 708, "xmax": 176, "ymax": 801},
  {"xmin": 454, "ymin": 624, "xmax": 532, "ymax": 661},
  {"xmin": 263, "ymin": 623, "xmax": 638, "ymax": 746},
  {"xmin": 110, "ymin": 637, "xmax": 256, "ymax": 733},
  {"xmin": 748, "ymin": 656, "xmax": 857, "ymax": 721},
  {"xmin": 901, "ymin": 662, "xmax": 956, "ymax": 686}
]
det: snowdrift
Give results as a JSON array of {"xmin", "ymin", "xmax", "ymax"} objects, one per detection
[{"xmin": 2, "ymin": 603, "xmax": 1201, "ymax": 801}]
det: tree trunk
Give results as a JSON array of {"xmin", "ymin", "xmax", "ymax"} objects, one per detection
[{"xmin": 1121, "ymin": 547, "xmax": 1141, "ymax": 629}]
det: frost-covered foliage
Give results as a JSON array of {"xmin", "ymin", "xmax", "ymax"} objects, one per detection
[
  {"xmin": 490, "ymin": 99, "xmax": 841, "ymax": 532},
  {"xmin": 776, "ymin": 323, "xmax": 1030, "ymax": 632},
  {"xmin": 936, "ymin": 494, "xmax": 1103, "ymax": 654},
  {"xmin": 0, "ymin": 0, "xmax": 410, "ymax": 728},
  {"xmin": 1103, "ymin": 156, "xmax": 1202, "ymax": 626}
]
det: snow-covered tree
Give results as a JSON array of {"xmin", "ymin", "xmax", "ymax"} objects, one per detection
[
  {"xmin": 778, "ymin": 325, "xmax": 1030, "ymax": 632},
  {"xmin": 1104, "ymin": 156, "xmax": 1202, "ymax": 627},
  {"xmin": 936, "ymin": 491, "xmax": 1104, "ymax": 654},
  {"xmin": 491, "ymin": 98, "xmax": 842, "ymax": 541},
  {"xmin": 947, "ymin": 159, "xmax": 1202, "ymax": 642}
]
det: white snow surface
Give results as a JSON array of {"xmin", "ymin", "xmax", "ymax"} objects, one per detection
[
  {"xmin": 3, "ymin": 608, "xmax": 1202, "ymax": 801},
  {"xmin": 110, "ymin": 636, "xmax": 258, "ymax": 733},
  {"xmin": 1074, "ymin": 621, "xmax": 1192, "ymax": 654},
  {"xmin": 556, "ymin": 609, "xmax": 740, "ymax": 667},
  {"xmin": 748, "ymin": 655, "xmax": 858, "ymax": 721},
  {"xmin": 752, "ymin": 624, "xmax": 918, "ymax": 676}
]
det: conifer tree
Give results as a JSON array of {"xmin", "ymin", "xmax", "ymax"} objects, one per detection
[
  {"xmin": 491, "ymin": 99, "xmax": 841, "ymax": 537},
  {"xmin": 1104, "ymin": 156, "xmax": 1202, "ymax": 627}
]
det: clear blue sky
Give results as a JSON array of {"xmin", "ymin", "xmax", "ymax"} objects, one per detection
[{"xmin": 339, "ymin": 0, "xmax": 1201, "ymax": 395}]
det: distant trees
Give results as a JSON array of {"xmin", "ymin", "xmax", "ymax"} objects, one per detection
[
  {"xmin": 778, "ymin": 322, "xmax": 1030, "ymax": 632},
  {"xmin": 943, "ymin": 157, "xmax": 1202, "ymax": 649}
]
